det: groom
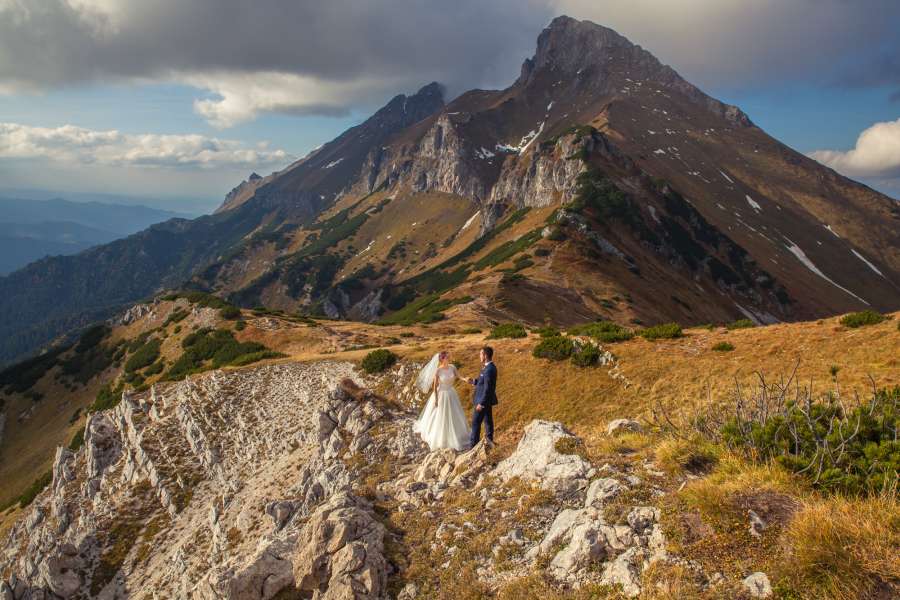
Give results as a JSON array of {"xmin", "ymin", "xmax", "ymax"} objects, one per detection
[{"xmin": 467, "ymin": 346, "xmax": 498, "ymax": 447}]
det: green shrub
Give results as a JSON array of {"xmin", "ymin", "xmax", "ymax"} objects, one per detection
[
  {"xmin": 840, "ymin": 310, "xmax": 886, "ymax": 328},
  {"xmin": 219, "ymin": 305, "xmax": 241, "ymax": 320},
  {"xmin": 163, "ymin": 308, "xmax": 188, "ymax": 326},
  {"xmin": 228, "ymin": 350, "xmax": 285, "ymax": 367},
  {"xmin": 726, "ymin": 319, "xmax": 755, "ymax": 330},
  {"xmin": 124, "ymin": 338, "xmax": 161, "ymax": 373},
  {"xmin": 720, "ymin": 386, "xmax": 900, "ymax": 495},
  {"xmin": 234, "ymin": 320, "xmax": 246, "ymax": 331},
  {"xmin": 144, "ymin": 360, "xmax": 165, "ymax": 376},
  {"xmin": 487, "ymin": 323, "xmax": 528, "ymax": 339},
  {"xmin": 75, "ymin": 324, "xmax": 110, "ymax": 353},
  {"xmin": 163, "ymin": 328, "xmax": 278, "ymax": 381},
  {"xmin": 712, "ymin": 341, "xmax": 735, "ymax": 352},
  {"xmin": 89, "ymin": 381, "xmax": 124, "ymax": 413},
  {"xmin": 68, "ymin": 426, "xmax": 86, "ymax": 451},
  {"xmin": 18, "ymin": 470, "xmax": 52, "ymax": 508},
  {"xmin": 534, "ymin": 247, "xmax": 551, "ymax": 257},
  {"xmin": 532, "ymin": 336, "xmax": 575, "ymax": 361},
  {"xmin": 361, "ymin": 349, "xmax": 398, "ymax": 374},
  {"xmin": 399, "ymin": 332, "xmax": 415, "ymax": 338},
  {"xmin": 461, "ymin": 327, "xmax": 482, "ymax": 335},
  {"xmin": 568, "ymin": 321, "xmax": 634, "ymax": 343},
  {"xmin": 640, "ymin": 323, "xmax": 683, "ymax": 340},
  {"xmin": 533, "ymin": 326, "xmax": 560, "ymax": 338},
  {"xmin": 571, "ymin": 342, "xmax": 602, "ymax": 367}
]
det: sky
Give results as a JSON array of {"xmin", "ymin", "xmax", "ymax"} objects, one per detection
[{"xmin": 0, "ymin": 0, "xmax": 898, "ymax": 213}]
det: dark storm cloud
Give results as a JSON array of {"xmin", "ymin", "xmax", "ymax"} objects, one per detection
[
  {"xmin": 1, "ymin": 1, "xmax": 898, "ymax": 125},
  {"xmin": 0, "ymin": 0, "xmax": 550, "ymax": 94}
]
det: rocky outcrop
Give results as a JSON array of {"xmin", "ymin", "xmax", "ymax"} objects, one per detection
[
  {"xmin": 494, "ymin": 420, "xmax": 593, "ymax": 494},
  {"xmin": 488, "ymin": 134, "xmax": 585, "ymax": 209},
  {"xmin": 363, "ymin": 113, "xmax": 489, "ymax": 202}
]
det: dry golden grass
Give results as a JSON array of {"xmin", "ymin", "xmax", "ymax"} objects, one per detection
[
  {"xmin": 778, "ymin": 490, "xmax": 900, "ymax": 599},
  {"xmin": 613, "ymin": 313, "xmax": 900, "ymax": 419}
]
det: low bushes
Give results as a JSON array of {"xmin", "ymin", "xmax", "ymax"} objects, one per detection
[
  {"xmin": 685, "ymin": 378, "xmax": 900, "ymax": 495},
  {"xmin": 570, "ymin": 342, "xmax": 601, "ymax": 367},
  {"xmin": 840, "ymin": 310, "xmax": 886, "ymax": 328},
  {"xmin": 487, "ymin": 323, "xmax": 527, "ymax": 339},
  {"xmin": 640, "ymin": 322, "xmax": 683, "ymax": 340},
  {"xmin": 89, "ymin": 381, "xmax": 124, "ymax": 413},
  {"xmin": 726, "ymin": 318, "xmax": 755, "ymax": 330},
  {"xmin": 712, "ymin": 341, "xmax": 735, "ymax": 352},
  {"xmin": 532, "ymin": 336, "xmax": 575, "ymax": 361},
  {"xmin": 163, "ymin": 328, "xmax": 281, "ymax": 381},
  {"xmin": 124, "ymin": 338, "xmax": 161, "ymax": 373},
  {"xmin": 569, "ymin": 321, "xmax": 634, "ymax": 343},
  {"xmin": 219, "ymin": 305, "xmax": 242, "ymax": 320},
  {"xmin": 361, "ymin": 349, "xmax": 398, "ymax": 374}
]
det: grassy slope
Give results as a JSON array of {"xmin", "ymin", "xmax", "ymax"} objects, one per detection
[{"xmin": 2, "ymin": 309, "xmax": 897, "ymax": 595}]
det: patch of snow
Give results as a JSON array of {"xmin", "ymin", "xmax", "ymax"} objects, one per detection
[
  {"xmin": 360, "ymin": 240, "xmax": 375, "ymax": 254},
  {"xmin": 647, "ymin": 130, "xmax": 657, "ymax": 135},
  {"xmin": 497, "ymin": 121, "xmax": 545, "ymax": 155},
  {"xmin": 851, "ymin": 249, "xmax": 885, "ymax": 277},
  {"xmin": 823, "ymin": 224, "xmax": 840, "ymax": 238},
  {"xmin": 460, "ymin": 211, "xmax": 481, "ymax": 232},
  {"xmin": 323, "ymin": 158, "xmax": 344, "ymax": 169},
  {"xmin": 411, "ymin": 222, "xmax": 417, "ymax": 227},
  {"xmin": 653, "ymin": 149, "xmax": 666, "ymax": 155},
  {"xmin": 648, "ymin": 205, "xmax": 660, "ymax": 223},
  {"xmin": 546, "ymin": 101, "xmax": 554, "ymax": 111},
  {"xmin": 475, "ymin": 147, "xmax": 495, "ymax": 160},
  {"xmin": 784, "ymin": 238, "xmax": 869, "ymax": 305},
  {"xmin": 716, "ymin": 203, "xmax": 726, "ymax": 210},
  {"xmin": 746, "ymin": 195, "xmax": 762, "ymax": 212},
  {"xmin": 719, "ymin": 170, "xmax": 734, "ymax": 184}
]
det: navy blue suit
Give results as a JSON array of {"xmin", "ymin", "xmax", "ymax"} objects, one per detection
[{"xmin": 469, "ymin": 361, "xmax": 497, "ymax": 446}]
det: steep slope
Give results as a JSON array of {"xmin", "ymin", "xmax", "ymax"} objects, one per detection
[
  {"xmin": 196, "ymin": 16, "xmax": 897, "ymax": 328},
  {"xmin": 0, "ymin": 85, "xmax": 446, "ymax": 366}
]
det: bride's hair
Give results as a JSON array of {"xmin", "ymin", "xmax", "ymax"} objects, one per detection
[{"xmin": 439, "ymin": 351, "xmax": 449, "ymax": 362}]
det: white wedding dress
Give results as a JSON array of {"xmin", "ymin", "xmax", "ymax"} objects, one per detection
[{"xmin": 413, "ymin": 365, "xmax": 469, "ymax": 451}]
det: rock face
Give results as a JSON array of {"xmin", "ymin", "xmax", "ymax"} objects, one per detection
[
  {"xmin": 0, "ymin": 361, "xmax": 396, "ymax": 599},
  {"xmin": 494, "ymin": 420, "xmax": 593, "ymax": 494}
]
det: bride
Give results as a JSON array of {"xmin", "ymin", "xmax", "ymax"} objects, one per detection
[{"xmin": 413, "ymin": 351, "xmax": 469, "ymax": 451}]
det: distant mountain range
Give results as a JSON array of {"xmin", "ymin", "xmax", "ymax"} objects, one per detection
[
  {"xmin": 0, "ymin": 16, "xmax": 897, "ymax": 366},
  {"xmin": 0, "ymin": 197, "xmax": 190, "ymax": 275}
]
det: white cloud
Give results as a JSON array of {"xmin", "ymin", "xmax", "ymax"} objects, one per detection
[
  {"xmin": 809, "ymin": 118, "xmax": 900, "ymax": 178},
  {"xmin": 183, "ymin": 71, "xmax": 405, "ymax": 129},
  {"xmin": 0, "ymin": 122, "xmax": 293, "ymax": 168}
]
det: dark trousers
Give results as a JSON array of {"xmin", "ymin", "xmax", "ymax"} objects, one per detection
[{"xmin": 470, "ymin": 404, "xmax": 494, "ymax": 447}]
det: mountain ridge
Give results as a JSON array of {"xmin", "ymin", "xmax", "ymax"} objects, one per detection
[{"xmin": 0, "ymin": 15, "xmax": 897, "ymax": 366}]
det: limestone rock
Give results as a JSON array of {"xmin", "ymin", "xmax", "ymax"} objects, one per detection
[
  {"xmin": 292, "ymin": 492, "xmax": 387, "ymax": 599},
  {"xmin": 606, "ymin": 419, "xmax": 643, "ymax": 436},
  {"xmin": 742, "ymin": 572, "xmax": 773, "ymax": 598},
  {"xmin": 494, "ymin": 420, "xmax": 591, "ymax": 494},
  {"xmin": 585, "ymin": 478, "xmax": 624, "ymax": 508}
]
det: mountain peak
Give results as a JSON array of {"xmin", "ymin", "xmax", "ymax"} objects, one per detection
[{"xmin": 522, "ymin": 16, "xmax": 636, "ymax": 78}]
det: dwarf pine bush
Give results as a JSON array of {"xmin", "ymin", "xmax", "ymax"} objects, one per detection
[
  {"xmin": 640, "ymin": 323, "xmax": 683, "ymax": 340},
  {"xmin": 361, "ymin": 349, "xmax": 398, "ymax": 374},
  {"xmin": 719, "ymin": 386, "xmax": 899, "ymax": 495},
  {"xmin": 487, "ymin": 323, "xmax": 527, "ymax": 339},
  {"xmin": 840, "ymin": 310, "xmax": 886, "ymax": 328},
  {"xmin": 532, "ymin": 336, "xmax": 574, "ymax": 361}
]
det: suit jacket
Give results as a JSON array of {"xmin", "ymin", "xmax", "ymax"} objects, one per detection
[{"xmin": 472, "ymin": 361, "xmax": 498, "ymax": 407}]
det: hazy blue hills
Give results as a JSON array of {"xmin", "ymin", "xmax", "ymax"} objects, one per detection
[{"xmin": 0, "ymin": 196, "xmax": 191, "ymax": 274}]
